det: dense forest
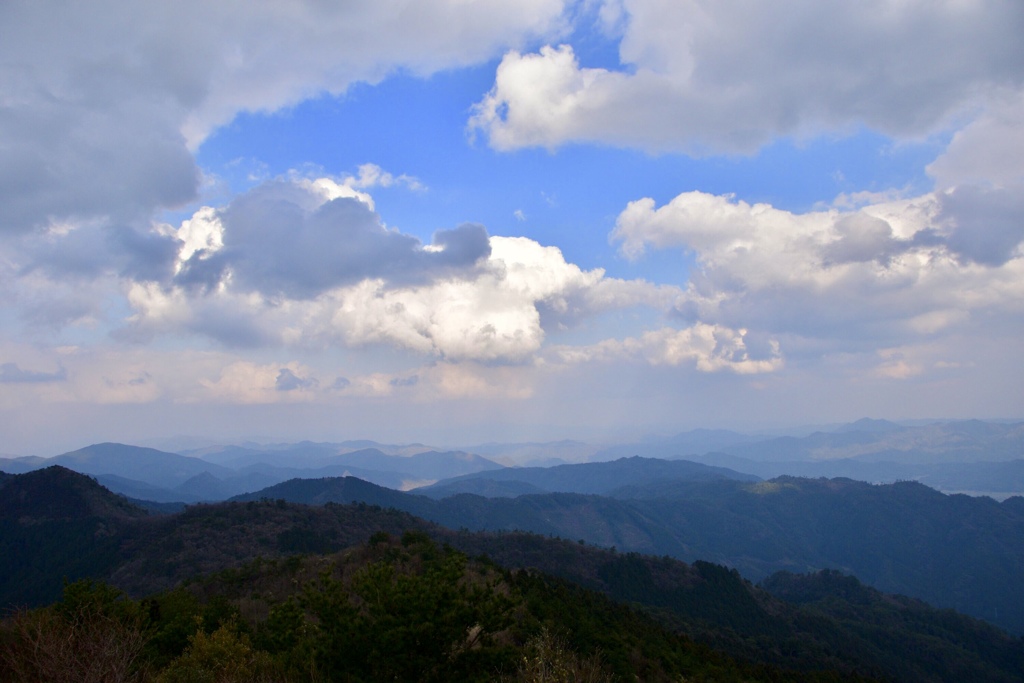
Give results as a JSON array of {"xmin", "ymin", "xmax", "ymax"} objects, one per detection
[
  {"xmin": 1, "ymin": 467, "xmax": 1023, "ymax": 681},
  {"xmin": 3, "ymin": 532, "xmax": 874, "ymax": 682},
  {"xmin": 233, "ymin": 471, "xmax": 1024, "ymax": 634}
]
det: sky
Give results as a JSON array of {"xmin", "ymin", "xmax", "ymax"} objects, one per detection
[{"xmin": 1, "ymin": 0, "xmax": 1023, "ymax": 455}]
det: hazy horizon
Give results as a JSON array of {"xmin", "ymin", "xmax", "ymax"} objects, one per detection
[{"xmin": 4, "ymin": 414, "xmax": 1021, "ymax": 460}]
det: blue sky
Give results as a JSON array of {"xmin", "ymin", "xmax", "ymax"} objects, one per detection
[
  {"xmin": 1, "ymin": 1, "xmax": 1022, "ymax": 454},
  {"xmin": 198, "ymin": 69, "xmax": 943, "ymax": 270}
]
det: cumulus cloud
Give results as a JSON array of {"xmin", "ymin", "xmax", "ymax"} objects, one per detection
[
  {"xmin": 611, "ymin": 189, "xmax": 1024, "ymax": 348},
  {"xmin": 927, "ymin": 90, "xmax": 1024, "ymax": 190},
  {"xmin": 470, "ymin": 1, "xmax": 1024, "ymax": 153},
  {"xmin": 553, "ymin": 323, "xmax": 782, "ymax": 374},
  {"xmin": 14, "ymin": 219, "xmax": 180, "ymax": 287},
  {"xmin": 316, "ymin": 236, "xmax": 681, "ymax": 361},
  {"xmin": 821, "ymin": 213, "xmax": 907, "ymax": 267},
  {"xmin": 937, "ymin": 185, "xmax": 1024, "ymax": 267},
  {"xmin": 0, "ymin": 0, "xmax": 568, "ymax": 235},
  {"xmin": 123, "ymin": 179, "xmax": 681, "ymax": 362},
  {"xmin": 173, "ymin": 179, "xmax": 491, "ymax": 299},
  {"xmin": 8, "ymin": 269, "xmax": 117, "ymax": 331}
]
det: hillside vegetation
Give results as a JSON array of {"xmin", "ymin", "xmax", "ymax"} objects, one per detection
[
  {"xmin": 1, "ymin": 535, "xmax": 874, "ymax": 682},
  {"xmin": 235, "ymin": 472, "xmax": 1024, "ymax": 634},
  {"xmin": 1, "ymin": 467, "xmax": 1023, "ymax": 681}
]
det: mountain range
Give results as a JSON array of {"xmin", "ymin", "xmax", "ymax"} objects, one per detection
[
  {"xmin": 232, "ymin": 468, "xmax": 1024, "ymax": 636},
  {"xmin": 598, "ymin": 420, "xmax": 1024, "ymax": 495},
  {"xmin": 3, "ymin": 421, "xmax": 1023, "ymax": 632},
  {"xmin": 0, "ymin": 441, "xmax": 503, "ymax": 503},
  {"xmin": 2, "ymin": 466, "xmax": 1023, "ymax": 682},
  {"xmin": 415, "ymin": 455, "xmax": 759, "ymax": 498},
  {"xmin": 2, "ymin": 418, "xmax": 1022, "ymax": 500}
]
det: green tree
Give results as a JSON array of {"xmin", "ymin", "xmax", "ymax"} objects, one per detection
[
  {"xmin": 296, "ymin": 541, "xmax": 514, "ymax": 681},
  {"xmin": 157, "ymin": 621, "xmax": 280, "ymax": 683}
]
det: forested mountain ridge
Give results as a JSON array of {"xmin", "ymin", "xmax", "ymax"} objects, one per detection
[
  {"xmin": 6, "ymin": 466, "xmax": 1024, "ymax": 679},
  {"xmin": 235, "ymin": 472, "xmax": 1024, "ymax": 635},
  {"xmin": 0, "ymin": 464, "xmax": 148, "ymax": 521},
  {"xmin": 1, "ymin": 538, "xmax": 881, "ymax": 683},
  {"xmin": 0, "ymin": 466, "xmax": 150, "ymax": 608},
  {"xmin": 3, "ymin": 467, "xmax": 1023, "ymax": 681}
]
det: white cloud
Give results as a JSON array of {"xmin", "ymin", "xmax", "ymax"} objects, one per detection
[
  {"xmin": 611, "ymin": 189, "xmax": 1024, "ymax": 350},
  {"xmin": 177, "ymin": 1, "xmax": 571, "ymax": 146},
  {"xmin": 122, "ymin": 178, "xmax": 684, "ymax": 363},
  {"xmin": 7, "ymin": 0, "xmax": 1022, "ymax": 443},
  {"xmin": 298, "ymin": 176, "xmax": 377, "ymax": 209},
  {"xmin": 321, "ymin": 236, "xmax": 682, "ymax": 361},
  {"xmin": 200, "ymin": 361, "xmax": 319, "ymax": 404},
  {"xmin": 554, "ymin": 323, "xmax": 782, "ymax": 374},
  {"xmin": 175, "ymin": 206, "xmax": 224, "ymax": 264},
  {"xmin": 343, "ymin": 163, "xmax": 425, "ymax": 193},
  {"xmin": 197, "ymin": 358, "xmax": 537, "ymax": 405},
  {"xmin": 0, "ymin": 0, "xmax": 569, "ymax": 234},
  {"xmin": 170, "ymin": 178, "xmax": 491, "ymax": 300},
  {"xmin": 471, "ymin": 1, "xmax": 1024, "ymax": 153},
  {"xmin": 871, "ymin": 349, "xmax": 923, "ymax": 380}
]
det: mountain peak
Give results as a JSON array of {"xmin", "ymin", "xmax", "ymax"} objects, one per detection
[{"xmin": 0, "ymin": 466, "xmax": 148, "ymax": 522}]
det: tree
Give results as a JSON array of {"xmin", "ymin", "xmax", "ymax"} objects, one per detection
[
  {"xmin": 157, "ymin": 621, "xmax": 279, "ymax": 683},
  {"xmin": 0, "ymin": 580, "xmax": 148, "ymax": 683}
]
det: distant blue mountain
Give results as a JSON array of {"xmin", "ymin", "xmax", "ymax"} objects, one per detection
[
  {"xmin": 0, "ymin": 441, "xmax": 505, "ymax": 503},
  {"xmin": 830, "ymin": 417, "xmax": 903, "ymax": 434},
  {"xmin": 591, "ymin": 429, "xmax": 763, "ymax": 461},
  {"xmin": 332, "ymin": 448, "xmax": 503, "ymax": 480},
  {"xmin": 187, "ymin": 443, "xmax": 502, "ymax": 482},
  {"xmin": 717, "ymin": 420, "xmax": 1024, "ymax": 464},
  {"xmin": 43, "ymin": 443, "xmax": 231, "ymax": 488},
  {"xmin": 417, "ymin": 456, "xmax": 758, "ymax": 499}
]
